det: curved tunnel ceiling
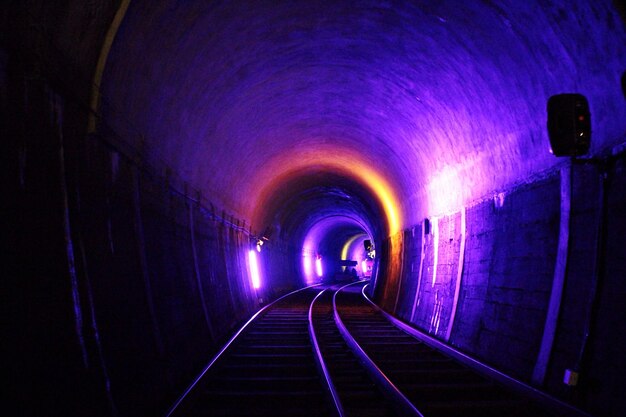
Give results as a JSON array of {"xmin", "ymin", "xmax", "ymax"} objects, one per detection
[{"xmin": 101, "ymin": 1, "xmax": 626, "ymax": 237}]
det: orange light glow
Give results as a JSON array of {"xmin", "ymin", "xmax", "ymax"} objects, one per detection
[
  {"xmin": 341, "ymin": 234, "xmax": 365, "ymax": 263},
  {"xmin": 361, "ymin": 169, "xmax": 401, "ymax": 236},
  {"xmin": 251, "ymin": 146, "xmax": 403, "ymax": 237}
]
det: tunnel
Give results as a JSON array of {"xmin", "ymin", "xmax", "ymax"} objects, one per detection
[{"xmin": 4, "ymin": 1, "xmax": 626, "ymax": 416}]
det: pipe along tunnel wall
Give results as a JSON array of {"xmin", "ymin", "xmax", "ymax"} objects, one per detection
[{"xmin": 4, "ymin": 1, "xmax": 626, "ymax": 416}]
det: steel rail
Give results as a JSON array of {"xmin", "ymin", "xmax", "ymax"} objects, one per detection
[
  {"xmin": 361, "ymin": 283, "xmax": 592, "ymax": 417},
  {"xmin": 165, "ymin": 283, "xmax": 322, "ymax": 417},
  {"xmin": 333, "ymin": 281, "xmax": 423, "ymax": 417},
  {"xmin": 308, "ymin": 288, "xmax": 345, "ymax": 417}
]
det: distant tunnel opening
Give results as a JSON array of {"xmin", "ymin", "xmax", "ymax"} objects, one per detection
[{"xmin": 251, "ymin": 169, "xmax": 388, "ymax": 288}]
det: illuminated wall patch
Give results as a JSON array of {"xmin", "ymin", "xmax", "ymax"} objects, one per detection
[
  {"xmin": 315, "ymin": 256, "xmax": 323, "ymax": 277},
  {"xmin": 428, "ymin": 166, "xmax": 462, "ymax": 216}
]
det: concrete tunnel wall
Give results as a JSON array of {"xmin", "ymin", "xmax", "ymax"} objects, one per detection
[
  {"xmin": 3, "ymin": 1, "xmax": 626, "ymax": 416},
  {"xmin": 374, "ymin": 164, "xmax": 626, "ymax": 414}
]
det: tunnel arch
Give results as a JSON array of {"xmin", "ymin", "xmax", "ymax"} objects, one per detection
[
  {"xmin": 301, "ymin": 215, "xmax": 370, "ymax": 283},
  {"xmin": 7, "ymin": 1, "xmax": 626, "ymax": 416},
  {"xmin": 94, "ymin": 5, "xmax": 625, "ymax": 411},
  {"xmin": 100, "ymin": 0, "xmax": 625, "ymax": 229},
  {"xmin": 251, "ymin": 168, "xmax": 387, "ymax": 286},
  {"xmin": 252, "ymin": 169, "xmax": 387, "ymax": 239}
]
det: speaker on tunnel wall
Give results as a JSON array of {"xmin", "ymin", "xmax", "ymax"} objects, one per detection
[{"xmin": 547, "ymin": 93, "xmax": 591, "ymax": 157}]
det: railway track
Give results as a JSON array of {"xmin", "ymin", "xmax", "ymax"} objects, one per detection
[
  {"xmin": 168, "ymin": 286, "xmax": 333, "ymax": 417},
  {"xmin": 167, "ymin": 281, "xmax": 590, "ymax": 417},
  {"xmin": 310, "ymin": 288, "xmax": 400, "ymax": 417}
]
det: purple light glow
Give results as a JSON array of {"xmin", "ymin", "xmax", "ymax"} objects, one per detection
[
  {"xmin": 248, "ymin": 250, "xmax": 261, "ymax": 289},
  {"xmin": 303, "ymin": 255, "xmax": 312, "ymax": 274},
  {"xmin": 301, "ymin": 216, "xmax": 372, "ymax": 284},
  {"xmin": 360, "ymin": 259, "xmax": 373, "ymax": 278},
  {"xmin": 315, "ymin": 256, "xmax": 323, "ymax": 277},
  {"xmin": 427, "ymin": 165, "xmax": 463, "ymax": 217},
  {"xmin": 302, "ymin": 251, "xmax": 314, "ymax": 284}
]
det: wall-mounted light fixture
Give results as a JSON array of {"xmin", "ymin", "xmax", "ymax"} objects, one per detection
[
  {"xmin": 493, "ymin": 192, "xmax": 506, "ymax": 209},
  {"xmin": 315, "ymin": 255, "xmax": 323, "ymax": 278},
  {"xmin": 248, "ymin": 250, "xmax": 261, "ymax": 289}
]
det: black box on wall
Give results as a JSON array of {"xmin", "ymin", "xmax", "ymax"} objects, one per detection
[{"xmin": 547, "ymin": 93, "xmax": 591, "ymax": 157}]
